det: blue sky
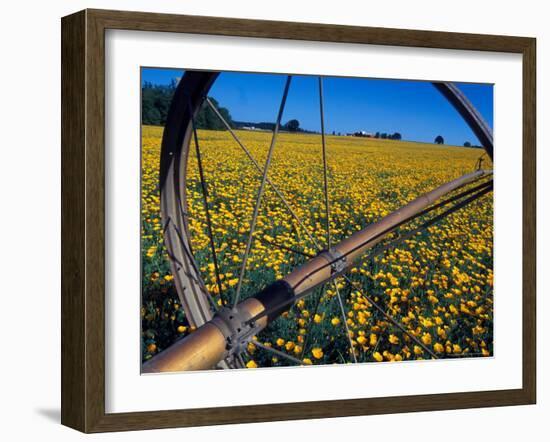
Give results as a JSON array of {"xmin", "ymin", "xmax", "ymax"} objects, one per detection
[{"xmin": 142, "ymin": 67, "xmax": 493, "ymax": 146}]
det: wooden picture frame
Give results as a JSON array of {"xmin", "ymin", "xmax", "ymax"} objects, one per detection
[{"xmin": 61, "ymin": 8, "xmax": 536, "ymax": 433}]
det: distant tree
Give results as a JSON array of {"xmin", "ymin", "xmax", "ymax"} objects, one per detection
[
  {"xmin": 332, "ymin": 130, "xmax": 336, "ymax": 135},
  {"xmin": 392, "ymin": 132, "xmax": 402, "ymax": 140},
  {"xmin": 284, "ymin": 119, "xmax": 300, "ymax": 132},
  {"xmin": 464, "ymin": 141, "xmax": 472, "ymax": 147},
  {"xmin": 381, "ymin": 133, "xmax": 388, "ymax": 139},
  {"xmin": 435, "ymin": 135, "xmax": 445, "ymax": 145},
  {"xmin": 194, "ymin": 97, "xmax": 233, "ymax": 130},
  {"xmin": 141, "ymin": 81, "xmax": 176, "ymax": 126},
  {"xmin": 141, "ymin": 81, "xmax": 233, "ymax": 129},
  {"xmin": 374, "ymin": 132, "xmax": 380, "ymax": 139}
]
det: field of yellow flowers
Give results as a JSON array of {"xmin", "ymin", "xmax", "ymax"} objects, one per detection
[{"xmin": 141, "ymin": 125, "xmax": 493, "ymax": 368}]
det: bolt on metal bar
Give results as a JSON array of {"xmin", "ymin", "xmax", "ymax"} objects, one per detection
[
  {"xmin": 286, "ymin": 170, "xmax": 492, "ymax": 296},
  {"xmin": 246, "ymin": 178, "xmax": 493, "ymax": 325},
  {"xmin": 318, "ymin": 76, "xmax": 356, "ymax": 363},
  {"xmin": 232, "ymin": 76, "xmax": 293, "ymax": 308},
  {"xmin": 144, "ymin": 171, "xmax": 492, "ymax": 372}
]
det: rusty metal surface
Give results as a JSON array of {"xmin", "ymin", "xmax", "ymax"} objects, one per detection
[
  {"xmin": 146, "ymin": 170, "xmax": 491, "ymax": 372},
  {"xmin": 432, "ymin": 82, "xmax": 494, "ymax": 159},
  {"xmin": 284, "ymin": 169, "xmax": 492, "ymax": 295},
  {"xmin": 160, "ymin": 71, "xmax": 219, "ymax": 328},
  {"xmin": 142, "ymin": 298, "xmax": 267, "ymax": 373}
]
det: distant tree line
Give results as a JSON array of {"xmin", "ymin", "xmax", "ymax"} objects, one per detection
[
  {"xmin": 351, "ymin": 131, "xmax": 402, "ymax": 140},
  {"xmin": 375, "ymin": 132, "xmax": 402, "ymax": 140},
  {"xmin": 142, "ymin": 81, "xmax": 233, "ymax": 129},
  {"xmin": 463, "ymin": 141, "xmax": 483, "ymax": 148},
  {"xmin": 143, "ymin": 83, "xmax": 480, "ymax": 149},
  {"xmin": 233, "ymin": 118, "xmax": 317, "ymax": 134}
]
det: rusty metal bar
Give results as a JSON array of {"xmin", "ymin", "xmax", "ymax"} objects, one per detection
[
  {"xmin": 252, "ymin": 180, "xmax": 493, "ymax": 324},
  {"xmin": 143, "ymin": 169, "xmax": 492, "ymax": 373},
  {"xmin": 285, "ymin": 169, "xmax": 492, "ymax": 296}
]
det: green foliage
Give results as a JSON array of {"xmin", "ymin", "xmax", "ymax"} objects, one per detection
[
  {"xmin": 141, "ymin": 81, "xmax": 234, "ymax": 129},
  {"xmin": 141, "ymin": 81, "xmax": 175, "ymax": 126},
  {"xmin": 194, "ymin": 97, "xmax": 233, "ymax": 130},
  {"xmin": 391, "ymin": 132, "xmax": 402, "ymax": 140},
  {"xmin": 284, "ymin": 119, "xmax": 300, "ymax": 132}
]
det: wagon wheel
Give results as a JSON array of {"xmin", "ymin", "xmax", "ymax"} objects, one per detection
[{"xmin": 148, "ymin": 70, "xmax": 494, "ymax": 372}]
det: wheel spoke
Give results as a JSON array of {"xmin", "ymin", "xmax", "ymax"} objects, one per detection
[
  {"xmin": 205, "ymin": 97, "xmax": 323, "ymax": 252},
  {"xmin": 251, "ymin": 340, "xmax": 305, "ymax": 365},
  {"xmin": 169, "ymin": 219, "xmax": 220, "ymax": 312},
  {"xmin": 318, "ymin": 77, "xmax": 331, "ymax": 249},
  {"xmin": 245, "ymin": 182, "xmax": 493, "ymax": 326},
  {"xmin": 232, "ymin": 76, "xmax": 293, "ymax": 308},
  {"xmin": 299, "ymin": 286, "xmax": 325, "ymax": 360},
  {"xmin": 258, "ymin": 236, "xmax": 316, "ymax": 258},
  {"xmin": 340, "ymin": 274, "xmax": 438, "ymax": 359},
  {"xmin": 333, "ymin": 283, "xmax": 358, "ymax": 363},
  {"xmin": 318, "ymin": 77, "xmax": 357, "ymax": 362},
  {"xmin": 189, "ymin": 100, "xmax": 225, "ymax": 307}
]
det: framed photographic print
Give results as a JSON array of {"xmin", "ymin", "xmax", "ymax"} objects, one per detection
[{"xmin": 61, "ymin": 9, "xmax": 536, "ymax": 433}]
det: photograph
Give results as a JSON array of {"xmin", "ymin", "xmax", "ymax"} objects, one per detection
[{"xmin": 140, "ymin": 68, "xmax": 494, "ymax": 372}]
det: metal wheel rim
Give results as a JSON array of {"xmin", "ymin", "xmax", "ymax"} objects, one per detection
[{"xmin": 159, "ymin": 70, "xmax": 493, "ymax": 368}]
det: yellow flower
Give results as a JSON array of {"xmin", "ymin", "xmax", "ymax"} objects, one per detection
[
  {"xmin": 285, "ymin": 341, "xmax": 295, "ymax": 351},
  {"xmin": 373, "ymin": 352, "xmax": 383, "ymax": 362},
  {"xmin": 177, "ymin": 325, "xmax": 187, "ymax": 333},
  {"xmin": 302, "ymin": 358, "xmax": 312, "ymax": 365},
  {"xmin": 246, "ymin": 360, "xmax": 258, "ymax": 369},
  {"xmin": 312, "ymin": 348, "xmax": 324, "ymax": 359},
  {"xmin": 140, "ymin": 127, "xmax": 494, "ymax": 367},
  {"xmin": 433, "ymin": 343, "xmax": 444, "ymax": 353},
  {"xmin": 370, "ymin": 334, "xmax": 378, "ymax": 346},
  {"xmin": 388, "ymin": 334, "xmax": 400, "ymax": 345}
]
